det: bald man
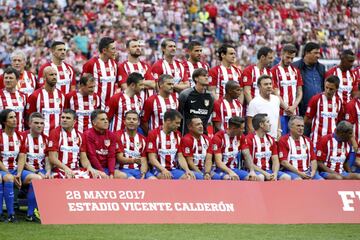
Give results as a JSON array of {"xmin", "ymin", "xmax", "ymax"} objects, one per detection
[{"xmin": 26, "ymin": 66, "xmax": 65, "ymax": 136}]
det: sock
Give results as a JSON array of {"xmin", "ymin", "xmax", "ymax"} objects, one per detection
[
  {"xmin": 0, "ymin": 183, "xmax": 3, "ymax": 215},
  {"xmin": 27, "ymin": 183, "xmax": 37, "ymax": 216},
  {"xmin": 4, "ymin": 182, "xmax": 14, "ymax": 216}
]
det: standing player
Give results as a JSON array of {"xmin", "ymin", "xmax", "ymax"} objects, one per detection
[
  {"xmin": 271, "ymin": 44, "xmax": 303, "ymax": 134},
  {"xmin": 0, "ymin": 109, "xmax": 40, "ymax": 222},
  {"xmin": 82, "ymin": 110, "xmax": 126, "ymax": 179},
  {"xmin": 48, "ymin": 109, "xmax": 97, "ymax": 179},
  {"xmin": 0, "ymin": 67, "xmax": 27, "ymax": 131},
  {"xmin": 242, "ymin": 46, "xmax": 274, "ymax": 104},
  {"xmin": 107, "ymin": 72, "xmax": 144, "ymax": 132},
  {"xmin": 82, "ymin": 37, "xmax": 118, "ymax": 109},
  {"xmin": 26, "ymin": 66, "xmax": 64, "ymax": 136},
  {"xmin": 64, "ymin": 73, "xmax": 100, "ymax": 133},
  {"xmin": 304, "ymin": 75, "xmax": 344, "ymax": 147},
  {"xmin": 317, "ymin": 121, "xmax": 360, "ymax": 179},
  {"xmin": 141, "ymin": 74, "xmax": 178, "ymax": 134},
  {"xmin": 147, "ymin": 109, "xmax": 196, "ymax": 180},
  {"xmin": 246, "ymin": 114, "xmax": 290, "ymax": 181},
  {"xmin": 116, "ymin": 110, "xmax": 155, "ymax": 179},
  {"xmin": 278, "ymin": 116, "xmax": 322, "ymax": 180},
  {"xmin": 325, "ymin": 50, "xmax": 356, "ymax": 104},
  {"xmin": 38, "ymin": 41, "xmax": 76, "ymax": 94},
  {"xmin": 213, "ymin": 80, "xmax": 243, "ymax": 132},
  {"xmin": 151, "ymin": 39, "xmax": 189, "ymax": 94},
  {"xmin": 208, "ymin": 44, "xmax": 243, "ymax": 100},
  {"xmin": 212, "ymin": 116, "xmax": 257, "ymax": 181},
  {"xmin": 0, "ymin": 50, "xmax": 37, "ymax": 96},
  {"xmin": 182, "ymin": 41, "xmax": 210, "ymax": 88},
  {"xmin": 118, "ymin": 39, "xmax": 155, "ymax": 98}
]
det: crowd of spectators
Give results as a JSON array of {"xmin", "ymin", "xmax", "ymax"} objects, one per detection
[{"xmin": 0, "ymin": 0, "xmax": 359, "ymax": 76}]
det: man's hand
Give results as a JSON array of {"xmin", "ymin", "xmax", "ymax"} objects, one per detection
[
  {"xmin": 248, "ymin": 170, "xmax": 257, "ymax": 181},
  {"xmin": 133, "ymin": 158, "xmax": 142, "ymax": 165},
  {"xmin": 45, "ymin": 171, "xmax": 53, "ymax": 179},
  {"xmin": 299, "ymin": 171, "xmax": 311, "ymax": 179},
  {"xmin": 98, "ymin": 171, "xmax": 109, "ymax": 179},
  {"xmin": 185, "ymin": 170, "xmax": 196, "ymax": 180},
  {"xmin": 160, "ymin": 169, "xmax": 172, "ymax": 179},
  {"xmin": 204, "ymin": 172, "xmax": 211, "ymax": 180},
  {"xmin": 87, "ymin": 167, "xmax": 99, "ymax": 179},
  {"xmin": 285, "ymin": 105, "xmax": 296, "ymax": 116},
  {"xmin": 229, "ymin": 171, "xmax": 240, "ymax": 181},
  {"xmin": 64, "ymin": 167, "xmax": 75, "ymax": 179},
  {"xmin": 14, "ymin": 174, "xmax": 22, "ymax": 189},
  {"xmin": 38, "ymin": 172, "xmax": 46, "ymax": 179}
]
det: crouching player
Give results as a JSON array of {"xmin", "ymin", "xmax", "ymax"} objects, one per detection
[
  {"xmin": 48, "ymin": 109, "xmax": 97, "ymax": 179},
  {"xmin": 211, "ymin": 116, "xmax": 257, "ymax": 180},
  {"xmin": 116, "ymin": 110, "xmax": 156, "ymax": 179},
  {"xmin": 246, "ymin": 114, "xmax": 291, "ymax": 181},
  {"xmin": 0, "ymin": 109, "xmax": 40, "ymax": 222},
  {"xmin": 278, "ymin": 116, "xmax": 323, "ymax": 180},
  {"xmin": 147, "ymin": 109, "xmax": 197, "ymax": 179},
  {"xmin": 316, "ymin": 121, "xmax": 360, "ymax": 179}
]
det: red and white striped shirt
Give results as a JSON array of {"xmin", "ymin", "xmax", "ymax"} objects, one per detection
[
  {"xmin": 211, "ymin": 130, "xmax": 247, "ymax": 169},
  {"xmin": 316, "ymin": 134, "xmax": 350, "ymax": 174},
  {"xmin": 116, "ymin": 130, "xmax": 147, "ymax": 170},
  {"xmin": 278, "ymin": 134, "xmax": 315, "ymax": 172},
  {"xmin": 64, "ymin": 91, "xmax": 100, "ymax": 133},
  {"xmin": 151, "ymin": 59, "xmax": 188, "ymax": 85},
  {"xmin": 352, "ymin": 66, "xmax": 360, "ymax": 81},
  {"xmin": 141, "ymin": 93, "xmax": 178, "ymax": 130},
  {"xmin": 0, "ymin": 89, "xmax": 27, "ymax": 131},
  {"xmin": 47, "ymin": 126, "xmax": 83, "ymax": 170},
  {"xmin": 182, "ymin": 60, "xmax": 209, "ymax": 88},
  {"xmin": 20, "ymin": 131, "xmax": 48, "ymax": 171},
  {"xmin": 106, "ymin": 92, "xmax": 143, "ymax": 132},
  {"xmin": 209, "ymin": 64, "xmax": 242, "ymax": 98},
  {"xmin": 0, "ymin": 130, "xmax": 22, "ymax": 170},
  {"xmin": 180, "ymin": 133, "xmax": 211, "ymax": 171},
  {"xmin": 271, "ymin": 64, "xmax": 303, "ymax": 115},
  {"xmin": 212, "ymin": 97, "xmax": 243, "ymax": 130},
  {"xmin": 82, "ymin": 57, "xmax": 118, "ymax": 109},
  {"xmin": 325, "ymin": 66, "xmax": 356, "ymax": 104},
  {"xmin": 241, "ymin": 64, "xmax": 271, "ymax": 98},
  {"xmin": 146, "ymin": 128, "xmax": 181, "ymax": 170},
  {"xmin": 246, "ymin": 133, "xmax": 277, "ymax": 171},
  {"xmin": 26, "ymin": 88, "xmax": 65, "ymax": 136},
  {"xmin": 38, "ymin": 62, "xmax": 76, "ymax": 94},
  {"xmin": 345, "ymin": 97, "xmax": 360, "ymax": 144},
  {"xmin": 306, "ymin": 93, "xmax": 344, "ymax": 147}
]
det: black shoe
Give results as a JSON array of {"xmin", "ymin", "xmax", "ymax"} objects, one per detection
[
  {"xmin": 5, "ymin": 215, "xmax": 18, "ymax": 223},
  {"xmin": 25, "ymin": 215, "xmax": 41, "ymax": 223},
  {"xmin": 0, "ymin": 214, "xmax": 6, "ymax": 222}
]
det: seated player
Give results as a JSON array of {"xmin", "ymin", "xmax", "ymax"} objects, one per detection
[
  {"xmin": 317, "ymin": 121, "xmax": 360, "ymax": 180},
  {"xmin": 47, "ymin": 109, "xmax": 98, "ymax": 179},
  {"xmin": 147, "ymin": 109, "xmax": 197, "ymax": 180},
  {"xmin": 211, "ymin": 116, "xmax": 257, "ymax": 180},
  {"xmin": 278, "ymin": 116, "xmax": 323, "ymax": 180},
  {"xmin": 20, "ymin": 112, "xmax": 51, "ymax": 179},
  {"xmin": 180, "ymin": 116, "xmax": 221, "ymax": 180},
  {"xmin": 0, "ymin": 109, "xmax": 40, "ymax": 222},
  {"xmin": 116, "ymin": 110, "xmax": 156, "ymax": 179},
  {"xmin": 246, "ymin": 114, "xmax": 291, "ymax": 181}
]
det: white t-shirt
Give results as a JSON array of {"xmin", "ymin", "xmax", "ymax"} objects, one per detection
[{"xmin": 247, "ymin": 94, "xmax": 280, "ymax": 138}]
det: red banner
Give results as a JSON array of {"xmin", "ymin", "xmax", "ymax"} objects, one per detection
[{"xmin": 33, "ymin": 180, "xmax": 360, "ymax": 224}]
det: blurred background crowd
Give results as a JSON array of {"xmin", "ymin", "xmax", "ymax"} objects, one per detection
[{"xmin": 0, "ymin": 0, "xmax": 359, "ymax": 76}]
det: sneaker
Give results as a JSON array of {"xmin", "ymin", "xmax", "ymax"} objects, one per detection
[
  {"xmin": 0, "ymin": 214, "xmax": 6, "ymax": 222},
  {"xmin": 34, "ymin": 208, "xmax": 40, "ymax": 219},
  {"xmin": 25, "ymin": 215, "xmax": 41, "ymax": 223},
  {"xmin": 5, "ymin": 215, "xmax": 18, "ymax": 223}
]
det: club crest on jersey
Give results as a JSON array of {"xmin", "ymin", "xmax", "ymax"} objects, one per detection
[
  {"xmin": 204, "ymin": 100, "xmax": 209, "ymax": 106},
  {"xmin": 279, "ymin": 152, "xmax": 283, "ymax": 158},
  {"xmin": 148, "ymin": 142, "xmax": 153, "ymax": 149},
  {"xmin": 104, "ymin": 139, "xmax": 111, "ymax": 147},
  {"xmin": 243, "ymin": 76, "xmax": 247, "ymax": 82},
  {"xmin": 213, "ymin": 144, "xmax": 218, "ymax": 151},
  {"xmin": 185, "ymin": 147, "xmax": 190, "ymax": 154},
  {"xmin": 48, "ymin": 141, "xmax": 53, "ymax": 148}
]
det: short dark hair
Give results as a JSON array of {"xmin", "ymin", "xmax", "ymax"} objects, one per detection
[
  {"xmin": 3, "ymin": 66, "xmax": 20, "ymax": 80},
  {"xmin": 257, "ymin": 47, "xmax": 273, "ymax": 60},
  {"xmin": 127, "ymin": 72, "xmax": 144, "ymax": 86},
  {"xmin": 98, "ymin": 37, "xmax": 115, "ymax": 53},
  {"xmin": 161, "ymin": 38, "xmax": 175, "ymax": 55},
  {"xmin": 192, "ymin": 68, "xmax": 207, "ymax": 83},
  {"xmin": 341, "ymin": 49, "xmax": 355, "ymax": 58},
  {"xmin": 126, "ymin": 39, "xmax": 138, "ymax": 48},
  {"xmin": 188, "ymin": 41, "xmax": 202, "ymax": 51},
  {"xmin": 303, "ymin": 42, "xmax": 320, "ymax": 57},
  {"xmin": 51, "ymin": 41, "xmax": 65, "ymax": 49},
  {"xmin": 79, "ymin": 73, "xmax": 95, "ymax": 86},
  {"xmin": 163, "ymin": 109, "xmax": 182, "ymax": 122},
  {"xmin": 29, "ymin": 112, "xmax": 44, "ymax": 122},
  {"xmin": 282, "ymin": 44, "xmax": 297, "ymax": 55},
  {"xmin": 225, "ymin": 80, "xmax": 240, "ymax": 93},
  {"xmin": 218, "ymin": 44, "xmax": 235, "ymax": 61},
  {"xmin": 252, "ymin": 113, "xmax": 268, "ymax": 130},
  {"xmin": 91, "ymin": 109, "xmax": 107, "ymax": 122},
  {"xmin": 335, "ymin": 120, "xmax": 353, "ymax": 136},
  {"xmin": 62, "ymin": 109, "xmax": 77, "ymax": 120},
  {"xmin": 124, "ymin": 110, "xmax": 139, "ymax": 120},
  {"xmin": 325, "ymin": 75, "xmax": 340, "ymax": 89},
  {"xmin": 158, "ymin": 74, "xmax": 173, "ymax": 86},
  {"xmin": 0, "ymin": 109, "xmax": 15, "ymax": 128},
  {"xmin": 186, "ymin": 115, "xmax": 202, "ymax": 127},
  {"xmin": 257, "ymin": 74, "xmax": 272, "ymax": 86},
  {"xmin": 228, "ymin": 116, "xmax": 245, "ymax": 128}
]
